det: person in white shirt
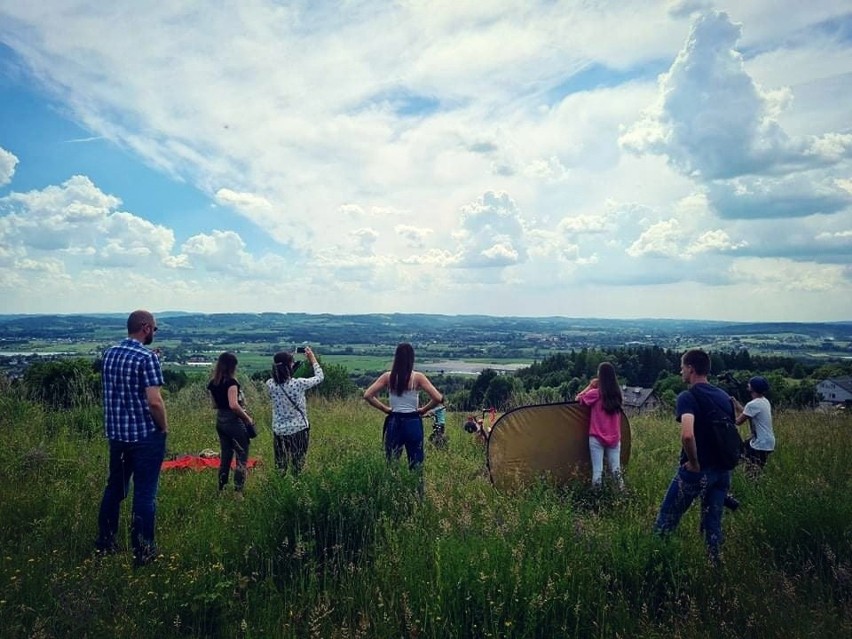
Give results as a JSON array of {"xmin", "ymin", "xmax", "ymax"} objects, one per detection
[
  {"xmin": 266, "ymin": 347, "xmax": 324, "ymax": 474},
  {"xmin": 732, "ymin": 375, "xmax": 775, "ymax": 470}
]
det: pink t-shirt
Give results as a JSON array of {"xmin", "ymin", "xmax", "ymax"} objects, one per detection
[{"xmin": 577, "ymin": 388, "xmax": 621, "ymax": 447}]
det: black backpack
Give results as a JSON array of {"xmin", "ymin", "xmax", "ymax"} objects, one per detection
[{"xmin": 688, "ymin": 387, "xmax": 743, "ymax": 470}]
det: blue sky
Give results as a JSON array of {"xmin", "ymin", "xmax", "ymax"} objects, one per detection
[{"xmin": 0, "ymin": 1, "xmax": 850, "ymax": 321}]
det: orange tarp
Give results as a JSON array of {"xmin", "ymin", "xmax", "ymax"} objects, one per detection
[{"xmin": 162, "ymin": 455, "xmax": 262, "ymax": 471}]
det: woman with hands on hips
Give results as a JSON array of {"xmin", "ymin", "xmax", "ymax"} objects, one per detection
[{"xmin": 363, "ymin": 342, "xmax": 444, "ymax": 470}]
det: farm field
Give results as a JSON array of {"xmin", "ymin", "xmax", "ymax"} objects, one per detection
[{"xmin": 1, "ymin": 381, "xmax": 850, "ymax": 638}]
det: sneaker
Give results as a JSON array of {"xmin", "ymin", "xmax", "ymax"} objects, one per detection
[
  {"xmin": 234, "ymin": 491, "xmax": 244, "ymax": 502},
  {"xmin": 724, "ymin": 494, "xmax": 740, "ymax": 511}
]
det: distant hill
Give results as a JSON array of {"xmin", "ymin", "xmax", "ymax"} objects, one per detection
[{"xmin": 1, "ymin": 312, "xmax": 850, "ymax": 346}]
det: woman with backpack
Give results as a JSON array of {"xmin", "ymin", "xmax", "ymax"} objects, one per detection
[
  {"xmin": 266, "ymin": 346, "xmax": 324, "ymax": 474},
  {"xmin": 576, "ymin": 361, "xmax": 625, "ymax": 489}
]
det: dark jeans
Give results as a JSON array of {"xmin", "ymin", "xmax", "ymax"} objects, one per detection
[
  {"xmin": 274, "ymin": 429, "xmax": 310, "ymax": 474},
  {"xmin": 96, "ymin": 430, "xmax": 167, "ymax": 562},
  {"xmin": 216, "ymin": 410, "xmax": 250, "ymax": 491},
  {"xmin": 654, "ymin": 466, "xmax": 731, "ymax": 562},
  {"xmin": 744, "ymin": 439, "xmax": 771, "ymax": 468},
  {"xmin": 384, "ymin": 412, "xmax": 424, "ymax": 470}
]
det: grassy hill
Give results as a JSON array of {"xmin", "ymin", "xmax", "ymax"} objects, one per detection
[{"xmin": 1, "ymin": 383, "xmax": 850, "ymax": 638}]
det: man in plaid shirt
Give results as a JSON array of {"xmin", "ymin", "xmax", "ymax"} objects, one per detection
[{"xmin": 95, "ymin": 310, "xmax": 169, "ymax": 566}]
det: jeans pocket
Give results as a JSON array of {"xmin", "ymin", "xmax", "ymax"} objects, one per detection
[{"xmin": 678, "ymin": 466, "xmax": 702, "ymax": 482}]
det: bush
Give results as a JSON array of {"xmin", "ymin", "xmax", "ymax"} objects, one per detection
[{"xmin": 22, "ymin": 358, "xmax": 100, "ymax": 409}]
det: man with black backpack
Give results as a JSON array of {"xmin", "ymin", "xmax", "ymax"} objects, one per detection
[{"xmin": 654, "ymin": 348, "xmax": 740, "ymax": 565}]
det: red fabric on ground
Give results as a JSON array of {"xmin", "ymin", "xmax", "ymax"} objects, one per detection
[{"xmin": 162, "ymin": 455, "xmax": 261, "ymax": 471}]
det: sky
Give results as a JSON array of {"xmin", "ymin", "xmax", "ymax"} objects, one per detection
[{"xmin": 0, "ymin": 1, "xmax": 850, "ymax": 322}]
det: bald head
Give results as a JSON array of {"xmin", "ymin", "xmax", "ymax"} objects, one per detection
[{"xmin": 127, "ymin": 310, "xmax": 157, "ymax": 345}]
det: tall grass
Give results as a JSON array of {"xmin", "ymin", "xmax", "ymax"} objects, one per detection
[{"xmin": 1, "ymin": 382, "xmax": 850, "ymax": 638}]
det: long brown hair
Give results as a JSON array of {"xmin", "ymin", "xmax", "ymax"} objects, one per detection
[
  {"xmin": 212, "ymin": 352, "xmax": 238, "ymax": 385},
  {"xmin": 389, "ymin": 342, "xmax": 415, "ymax": 396},
  {"xmin": 596, "ymin": 361, "xmax": 623, "ymax": 414}
]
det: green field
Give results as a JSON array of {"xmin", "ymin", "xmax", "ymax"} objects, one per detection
[{"xmin": 1, "ymin": 384, "xmax": 850, "ymax": 638}]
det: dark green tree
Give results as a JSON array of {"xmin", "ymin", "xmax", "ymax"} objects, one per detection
[
  {"xmin": 312, "ymin": 362, "xmax": 358, "ymax": 400},
  {"xmin": 468, "ymin": 369, "xmax": 498, "ymax": 409},
  {"xmin": 23, "ymin": 358, "xmax": 100, "ymax": 409},
  {"xmin": 483, "ymin": 374, "xmax": 520, "ymax": 411}
]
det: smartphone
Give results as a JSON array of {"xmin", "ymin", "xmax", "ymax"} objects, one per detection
[{"xmin": 296, "ymin": 346, "xmax": 306, "ymax": 353}]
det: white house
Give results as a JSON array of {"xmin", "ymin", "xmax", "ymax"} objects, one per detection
[{"xmin": 816, "ymin": 377, "xmax": 852, "ymax": 407}]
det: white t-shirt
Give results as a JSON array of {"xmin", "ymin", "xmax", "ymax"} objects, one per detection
[{"xmin": 743, "ymin": 396, "xmax": 775, "ymax": 451}]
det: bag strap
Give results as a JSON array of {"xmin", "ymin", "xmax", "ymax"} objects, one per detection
[
  {"xmin": 688, "ymin": 386, "xmax": 733, "ymax": 419},
  {"xmin": 279, "ymin": 383, "xmax": 309, "ymax": 429}
]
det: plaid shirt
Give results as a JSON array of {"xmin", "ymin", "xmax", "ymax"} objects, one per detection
[{"xmin": 102, "ymin": 338, "xmax": 164, "ymax": 442}]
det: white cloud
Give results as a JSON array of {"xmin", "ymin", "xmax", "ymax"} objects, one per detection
[
  {"xmin": 557, "ymin": 215, "xmax": 615, "ymax": 235},
  {"xmin": 215, "ymin": 188, "xmax": 273, "ymax": 213},
  {"xmin": 626, "ymin": 219, "xmax": 683, "ymax": 258},
  {"xmin": 0, "ymin": 175, "xmax": 175, "ymax": 262},
  {"xmin": 178, "ymin": 229, "xmax": 290, "ymax": 280},
  {"xmin": 667, "ymin": 0, "xmax": 713, "ymax": 19},
  {"xmin": 621, "ymin": 11, "xmax": 851, "ymax": 180},
  {"xmin": 0, "ymin": 147, "xmax": 18, "ymax": 186},
  {"xmin": 709, "ymin": 173, "xmax": 852, "ymax": 219},
  {"xmin": 627, "ymin": 218, "xmax": 746, "ymax": 258},
  {"xmin": 353, "ymin": 227, "xmax": 379, "ymax": 252},
  {"xmin": 816, "ymin": 230, "xmax": 852, "ymax": 241},
  {"xmin": 455, "ymin": 191, "xmax": 529, "ymax": 267},
  {"xmin": 395, "ymin": 224, "xmax": 433, "ymax": 248},
  {"xmin": 0, "ymin": 3, "xmax": 850, "ymax": 320},
  {"xmin": 729, "ymin": 257, "xmax": 849, "ymax": 292}
]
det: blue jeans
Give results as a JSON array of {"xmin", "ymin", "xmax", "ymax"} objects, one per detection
[
  {"xmin": 654, "ymin": 466, "xmax": 731, "ymax": 561},
  {"xmin": 384, "ymin": 412, "xmax": 424, "ymax": 470},
  {"xmin": 96, "ymin": 430, "xmax": 166, "ymax": 562},
  {"xmin": 588, "ymin": 436, "xmax": 622, "ymax": 487}
]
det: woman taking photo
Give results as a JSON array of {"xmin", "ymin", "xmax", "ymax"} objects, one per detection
[
  {"xmin": 266, "ymin": 346, "xmax": 324, "ymax": 474},
  {"xmin": 576, "ymin": 361, "xmax": 624, "ymax": 489},
  {"xmin": 363, "ymin": 342, "xmax": 444, "ymax": 470},
  {"xmin": 207, "ymin": 352, "xmax": 255, "ymax": 499}
]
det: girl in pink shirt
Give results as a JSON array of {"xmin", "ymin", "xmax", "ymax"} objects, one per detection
[{"xmin": 576, "ymin": 362, "xmax": 624, "ymax": 488}]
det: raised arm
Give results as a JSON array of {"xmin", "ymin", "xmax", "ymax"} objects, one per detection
[{"xmin": 297, "ymin": 346, "xmax": 325, "ymax": 389}]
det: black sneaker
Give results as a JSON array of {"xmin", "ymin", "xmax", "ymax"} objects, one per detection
[{"xmin": 724, "ymin": 494, "xmax": 740, "ymax": 511}]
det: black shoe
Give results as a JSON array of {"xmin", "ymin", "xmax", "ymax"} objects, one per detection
[{"xmin": 724, "ymin": 495, "xmax": 740, "ymax": 511}]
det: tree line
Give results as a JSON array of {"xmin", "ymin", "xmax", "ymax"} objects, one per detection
[
  {"xmin": 446, "ymin": 346, "xmax": 852, "ymax": 412},
  {"xmin": 9, "ymin": 345, "xmax": 852, "ymax": 413}
]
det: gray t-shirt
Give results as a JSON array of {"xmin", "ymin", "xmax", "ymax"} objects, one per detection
[{"xmin": 743, "ymin": 396, "xmax": 775, "ymax": 451}]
